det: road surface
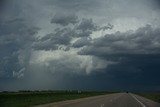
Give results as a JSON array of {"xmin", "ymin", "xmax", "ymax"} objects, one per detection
[{"xmin": 35, "ymin": 93, "xmax": 160, "ymax": 107}]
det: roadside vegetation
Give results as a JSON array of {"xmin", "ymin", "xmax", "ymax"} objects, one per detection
[
  {"xmin": 0, "ymin": 90, "xmax": 114, "ymax": 107},
  {"xmin": 136, "ymin": 92, "xmax": 160, "ymax": 103}
]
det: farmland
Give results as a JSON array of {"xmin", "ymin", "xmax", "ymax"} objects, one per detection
[{"xmin": 0, "ymin": 90, "xmax": 113, "ymax": 107}]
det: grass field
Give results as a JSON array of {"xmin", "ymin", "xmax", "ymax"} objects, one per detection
[
  {"xmin": 136, "ymin": 92, "xmax": 160, "ymax": 103},
  {"xmin": 0, "ymin": 90, "xmax": 113, "ymax": 107}
]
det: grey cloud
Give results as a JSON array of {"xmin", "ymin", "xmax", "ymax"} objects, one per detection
[
  {"xmin": 34, "ymin": 17, "xmax": 113, "ymax": 51},
  {"xmin": 74, "ymin": 30, "xmax": 92, "ymax": 37},
  {"xmin": 51, "ymin": 13, "xmax": 78, "ymax": 26},
  {"xmin": 45, "ymin": 0, "xmax": 100, "ymax": 11},
  {"xmin": 0, "ymin": 18, "xmax": 25, "ymax": 35},
  {"xmin": 45, "ymin": 57, "xmax": 83, "ymax": 74},
  {"xmin": 98, "ymin": 23, "xmax": 114, "ymax": 31},
  {"xmin": 0, "ymin": 19, "xmax": 39, "ymax": 48},
  {"xmin": 49, "ymin": 28, "xmax": 73, "ymax": 45},
  {"xmin": 1, "ymin": 0, "xmax": 160, "ymax": 91},
  {"xmin": 0, "ymin": 18, "xmax": 40, "ymax": 78},
  {"xmin": 32, "ymin": 40, "xmax": 58, "ymax": 50},
  {"xmin": 33, "ymin": 28, "xmax": 73, "ymax": 50},
  {"xmin": 77, "ymin": 18, "xmax": 97, "ymax": 32},
  {"xmin": 72, "ymin": 37, "xmax": 91, "ymax": 48},
  {"xmin": 72, "ymin": 18, "xmax": 98, "ymax": 37},
  {"xmin": 79, "ymin": 25, "xmax": 160, "ymax": 56},
  {"xmin": 104, "ymin": 54, "xmax": 160, "ymax": 91},
  {"xmin": 34, "ymin": 18, "xmax": 106, "ymax": 50},
  {"xmin": 30, "ymin": 51, "xmax": 110, "ymax": 75}
]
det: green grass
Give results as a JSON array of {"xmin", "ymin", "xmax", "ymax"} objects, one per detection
[
  {"xmin": 0, "ymin": 91, "xmax": 113, "ymax": 107},
  {"xmin": 136, "ymin": 92, "xmax": 160, "ymax": 103}
]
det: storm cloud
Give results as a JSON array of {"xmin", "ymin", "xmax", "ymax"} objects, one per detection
[
  {"xmin": 0, "ymin": 0, "xmax": 160, "ymax": 91},
  {"xmin": 0, "ymin": 18, "xmax": 39, "ymax": 79},
  {"xmin": 51, "ymin": 13, "xmax": 78, "ymax": 26},
  {"xmin": 79, "ymin": 25, "xmax": 160, "ymax": 56},
  {"xmin": 33, "ymin": 28, "xmax": 73, "ymax": 50}
]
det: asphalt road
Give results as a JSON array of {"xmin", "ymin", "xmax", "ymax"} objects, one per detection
[{"xmin": 35, "ymin": 93, "xmax": 160, "ymax": 107}]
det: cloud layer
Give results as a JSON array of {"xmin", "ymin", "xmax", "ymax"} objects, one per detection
[
  {"xmin": 0, "ymin": 0, "xmax": 160, "ymax": 91},
  {"xmin": 79, "ymin": 25, "xmax": 160, "ymax": 56}
]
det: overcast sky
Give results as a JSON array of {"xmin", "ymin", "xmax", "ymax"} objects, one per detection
[{"xmin": 0, "ymin": 0, "xmax": 160, "ymax": 91}]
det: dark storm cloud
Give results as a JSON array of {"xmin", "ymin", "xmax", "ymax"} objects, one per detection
[
  {"xmin": 0, "ymin": 0, "xmax": 6, "ymax": 8},
  {"xmin": 76, "ymin": 25, "xmax": 160, "ymax": 91},
  {"xmin": 75, "ymin": 19, "xmax": 113, "ymax": 37},
  {"xmin": 77, "ymin": 18, "xmax": 97, "ymax": 31},
  {"xmin": 79, "ymin": 25, "xmax": 160, "ymax": 56},
  {"xmin": 73, "ymin": 18, "xmax": 97, "ymax": 37},
  {"xmin": 98, "ymin": 23, "xmax": 114, "ymax": 31},
  {"xmin": 72, "ymin": 37, "xmax": 91, "ymax": 48},
  {"xmin": 45, "ymin": 0, "xmax": 100, "ymax": 11},
  {"xmin": 51, "ymin": 13, "xmax": 78, "ymax": 26},
  {"xmin": 1, "ymin": 0, "xmax": 160, "ymax": 91},
  {"xmin": 153, "ymin": 0, "xmax": 160, "ymax": 9},
  {"xmin": 0, "ymin": 19, "xmax": 39, "ymax": 51},
  {"xmin": 34, "ymin": 18, "xmax": 109, "ymax": 50},
  {"xmin": 0, "ymin": 18, "xmax": 24, "ymax": 35},
  {"xmin": 0, "ymin": 18, "xmax": 40, "ymax": 78},
  {"xmin": 33, "ymin": 28, "xmax": 73, "ymax": 50},
  {"xmin": 0, "ymin": 18, "xmax": 39, "ymax": 48},
  {"xmin": 104, "ymin": 54, "xmax": 160, "ymax": 91}
]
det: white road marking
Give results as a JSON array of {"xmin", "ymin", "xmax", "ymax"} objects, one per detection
[
  {"xmin": 100, "ymin": 104, "xmax": 104, "ymax": 107},
  {"xmin": 130, "ymin": 94, "xmax": 146, "ymax": 107}
]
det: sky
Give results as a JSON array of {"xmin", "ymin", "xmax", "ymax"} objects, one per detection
[{"xmin": 0, "ymin": 0, "xmax": 160, "ymax": 91}]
